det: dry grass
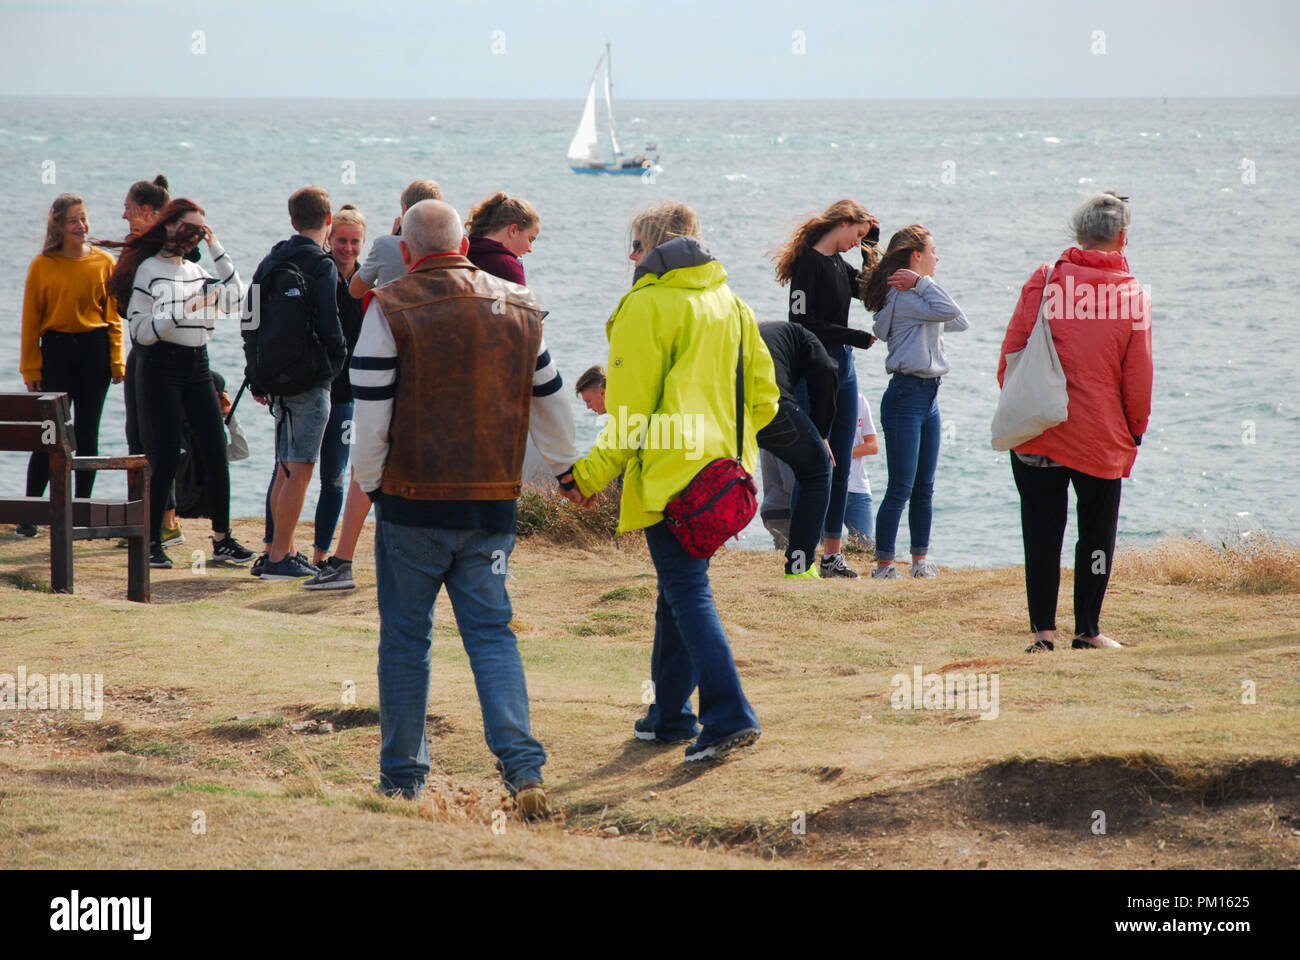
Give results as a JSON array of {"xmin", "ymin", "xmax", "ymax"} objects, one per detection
[
  {"xmin": 0, "ymin": 522, "xmax": 1297, "ymax": 869},
  {"xmin": 1114, "ymin": 534, "xmax": 1300, "ymax": 594}
]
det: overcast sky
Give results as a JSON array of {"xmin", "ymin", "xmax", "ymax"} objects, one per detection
[{"xmin": 3, "ymin": 0, "xmax": 1297, "ymax": 99}]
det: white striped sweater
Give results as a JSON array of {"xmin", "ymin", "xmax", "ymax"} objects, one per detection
[{"xmin": 127, "ymin": 243, "xmax": 243, "ymax": 348}]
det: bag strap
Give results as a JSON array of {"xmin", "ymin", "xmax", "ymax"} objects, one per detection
[
  {"xmin": 1036, "ymin": 263, "xmax": 1057, "ymax": 332},
  {"xmin": 734, "ymin": 310, "xmax": 745, "ymax": 461}
]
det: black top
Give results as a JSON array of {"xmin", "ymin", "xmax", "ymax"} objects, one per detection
[
  {"xmin": 331, "ymin": 267, "xmax": 364, "ymax": 404},
  {"xmin": 759, "ymin": 321, "xmax": 841, "ymax": 437},
  {"xmin": 788, "ymin": 247, "xmax": 875, "ymax": 349}
]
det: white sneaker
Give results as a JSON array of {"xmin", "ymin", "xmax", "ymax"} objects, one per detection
[
  {"xmin": 871, "ymin": 565, "xmax": 900, "ymax": 579},
  {"xmin": 911, "ymin": 560, "xmax": 939, "ymax": 579}
]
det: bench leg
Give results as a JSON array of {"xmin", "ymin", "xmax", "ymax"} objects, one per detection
[
  {"xmin": 127, "ymin": 535, "xmax": 149, "ymax": 603},
  {"xmin": 49, "ymin": 453, "xmax": 73, "ymax": 594}
]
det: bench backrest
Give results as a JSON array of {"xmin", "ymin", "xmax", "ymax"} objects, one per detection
[{"xmin": 0, "ymin": 392, "xmax": 74, "ymax": 454}]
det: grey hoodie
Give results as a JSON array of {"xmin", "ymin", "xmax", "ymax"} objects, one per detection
[{"xmin": 871, "ymin": 275, "xmax": 969, "ymax": 378}]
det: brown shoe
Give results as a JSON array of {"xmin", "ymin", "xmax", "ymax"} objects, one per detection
[{"xmin": 514, "ymin": 781, "xmax": 551, "ymax": 820}]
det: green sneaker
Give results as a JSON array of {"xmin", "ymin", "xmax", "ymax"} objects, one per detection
[{"xmin": 784, "ymin": 567, "xmax": 821, "ymax": 580}]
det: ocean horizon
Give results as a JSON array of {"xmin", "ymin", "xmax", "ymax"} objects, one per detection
[{"xmin": 3, "ymin": 95, "xmax": 1297, "ymax": 567}]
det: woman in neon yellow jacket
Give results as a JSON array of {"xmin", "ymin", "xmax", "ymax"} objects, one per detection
[{"xmin": 564, "ymin": 201, "xmax": 780, "ymax": 762}]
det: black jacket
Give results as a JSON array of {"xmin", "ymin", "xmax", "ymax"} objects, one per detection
[{"xmin": 759, "ymin": 321, "xmax": 840, "ymax": 437}]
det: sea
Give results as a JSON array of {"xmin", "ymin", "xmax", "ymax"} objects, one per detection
[{"xmin": 1, "ymin": 96, "xmax": 1297, "ymax": 567}]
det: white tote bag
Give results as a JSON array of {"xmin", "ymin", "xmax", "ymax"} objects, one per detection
[{"xmin": 991, "ymin": 266, "xmax": 1069, "ymax": 451}]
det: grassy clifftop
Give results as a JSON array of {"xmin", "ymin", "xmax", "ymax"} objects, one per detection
[{"xmin": 1, "ymin": 520, "xmax": 1297, "ymax": 869}]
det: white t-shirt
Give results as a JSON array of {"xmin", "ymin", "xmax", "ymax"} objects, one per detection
[{"xmin": 848, "ymin": 392, "xmax": 877, "ymax": 495}]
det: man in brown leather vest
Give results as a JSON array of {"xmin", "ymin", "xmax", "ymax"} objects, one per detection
[{"xmin": 350, "ymin": 200, "xmax": 577, "ymax": 818}]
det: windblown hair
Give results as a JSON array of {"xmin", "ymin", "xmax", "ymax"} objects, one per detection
[
  {"xmin": 42, "ymin": 194, "xmax": 86, "ymax": 254},
  {"xmin": 629, "ymin": 200, "xmax": 701, "ymax": 258},
  {"xmin": 1071, "ymin": 191, "xmax": 1131, "ymax": 248},
  {"xmin": 466, "ymin": 192, "xmax": 539, "ymax": 238},
  {"xmin": 772, "ymin": 198, "xmax": 877, "ymax": 285},
  {"xmin": 859, "ymin": 225, "xmax": 931, "ymax": 313},
  {"xmin": 106, "ymin": 198, "xmax": 206, "ymax": 305}
]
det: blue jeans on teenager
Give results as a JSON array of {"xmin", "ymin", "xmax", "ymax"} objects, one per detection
[
  {"xmin": 757, "ymin": 399, "xmax": 831, "ymax": 574},
  {"xmin": 874, "ymin": 373, "xmax": 941, "ymax": 562},
  {"xmin": 313, "ymin": 399, "xmax": 353, "ymax": 554},
  {"xmin": 844, "ymin": 492, "xmax": 874, "ymax": 542},
  {"xmin": 793, "ymin": 343, "xmax": 858, "ymax": 541},
  {"xmin": 639, "ymin": 520, "xmax": 760, "ymax": 745},
  {"xmin": 374, "ymin": 520, "xmax": 546, "ymax": 796}
]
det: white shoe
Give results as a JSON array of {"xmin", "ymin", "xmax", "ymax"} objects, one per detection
[{"xmin": 1072, "ymin": 634, "xmax": 1123, "ymax": 649}]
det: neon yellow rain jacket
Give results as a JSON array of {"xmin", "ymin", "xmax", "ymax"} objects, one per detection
[{"xmin": 572, "ymin": 246, "xmax": 780, "ymax": 533}]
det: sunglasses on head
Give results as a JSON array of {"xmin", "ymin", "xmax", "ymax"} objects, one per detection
[{"xmin": 630, "ymin": 238, "xmax": 642, "ymax": 254}]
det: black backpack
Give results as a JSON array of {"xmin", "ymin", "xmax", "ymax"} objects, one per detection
[{"xmin": 243, "ymin": 247, "xmax": 334, "ymax": 397}]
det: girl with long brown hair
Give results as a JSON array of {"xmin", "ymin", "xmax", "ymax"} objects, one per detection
[
  {"xmin": 864, "ymin": 225, "xmax": 969, "ymax": 579},
  {"xmin": 15, "ymin": 194, "xmax": 124, "ymax": 536},
  {"xmin": 772, "ymin": 198, "xmax": 879, "ymax": 578},
  {"xmin": 110, "ymin": 198, "xmax": 253, "ymax": 569}
]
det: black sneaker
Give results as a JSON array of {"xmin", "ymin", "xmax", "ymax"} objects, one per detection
[
  {"xmin": 14, "ymin": 524, "xmax": 38, "ymax": 538},
  {"xmin": 149, "ymin": 543, "xmax": 173, "ymax": 569},
  {"xmin": 684, "ymin": 727, "xmax": 761, "ymax": 763},
  {"xmin": 212, "ymin": 535, "xmax": 255, "ymax": 564},
  {"xmin": 1025, "ymin": 638, "xmax": 1055, "ymax": 653},
  {"xmin": 250, "ymin": 553, "xmax": 267, "ymax": 578},
  {"xmin": 819, "ymin": 552, "xmax": 859, "ymax": 579},
  {"xmin": 303, "ymin": 556, "xmax": 355, "ymax": 591}
]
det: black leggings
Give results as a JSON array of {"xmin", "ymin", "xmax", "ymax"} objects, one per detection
[
  {"xmin": 1010, "ymin": 453, "xmax": 1123, "ymax": 637},
  {"xmin": 141, "ymin": 342, "xmax": 230, "ymax": 541},
  {"xmin": 26, "ymin": 328, "xmax": 111, "ymax": 499},
  {"xmin": 124, "ymin": 346, "xmax": 175, "ymax": 511}
]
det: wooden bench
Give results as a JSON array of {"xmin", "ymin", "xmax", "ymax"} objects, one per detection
[{"xmin": 0, "ymin": 392, "xmax": 150, "ymax": 602}]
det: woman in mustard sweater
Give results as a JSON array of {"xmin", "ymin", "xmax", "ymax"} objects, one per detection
[{"xmin": 17, "ymin": 194, "xmax": 124, "ymax": 535}]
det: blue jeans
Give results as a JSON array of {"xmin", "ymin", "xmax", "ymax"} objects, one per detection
[
  {"xmin": 757, "ymin": 399, "xmax": 831, "ymax": 574},
  {"xmin": 313, "ymin": 400, "xmax": 353, "ymax": 553},
  {"xmin": 844, "ymin": 492, "xmax": 874, "ymax": 541},
  {"xmin": 640, "ymin": 521, "xmax": 760, "ymax": 745},
  {"xmin": 374, "ymin": 521, "xmax": 546, "ymax": 794},
  {"xmin": 874, "ymin": 373, "xmax": 941, "ymax": 562},
  {"xmin": 793, "ymin": 344, "xmax": 858, "ymax": 540}
]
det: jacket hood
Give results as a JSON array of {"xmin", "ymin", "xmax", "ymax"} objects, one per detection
[{"xmin": 632, "ymin": 235, "xmax": 719, "ymax": 285}]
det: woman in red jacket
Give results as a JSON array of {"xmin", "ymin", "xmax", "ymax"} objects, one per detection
[{"xmin": 997, "ymin": 192, "xmax": 1152, "ymax": 653}]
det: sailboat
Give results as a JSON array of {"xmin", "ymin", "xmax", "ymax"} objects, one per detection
[{"xmin": 567, "ymin": 43, "xmax": 659, "ymax": 176}]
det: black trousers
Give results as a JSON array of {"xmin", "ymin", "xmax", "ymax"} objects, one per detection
[
  {"xmin": 758, "ymin": 399, "xmax": 832, "ymax": 575},
  {"xmin": 124, "ymin": 346, "xmax": 175, "ymax": 511},
  {"xmin": 140, "ymin": 342, "xmax": 231, "ymax": 541},
  {"xmin": 26, "ymin": 328, "xmax": 111, "ymax": 499},
  {"xmin": 1010, "ymin": 453, "xmax": 1123, "ymax": 637}
]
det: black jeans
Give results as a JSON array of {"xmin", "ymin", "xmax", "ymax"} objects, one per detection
[
  {"xmin": 1010, "ymin": 453, "xmax": 1123, "ymax": 637},
  {"xmin": 141, "ymin": 342, "xmax": 230, "ymax": 541},
  {"xmin": 124, "ymin": 346, "xmax": 175, "ymax": 511},
  {"xmin": 757, "ymin": 399, "xmax": 831, "ymax": 574},
  {"xmin": 26, "ymin": 328, "xmax": 111, "ymax": 499}
]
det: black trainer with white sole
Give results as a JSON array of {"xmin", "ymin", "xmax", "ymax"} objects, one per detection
[{"xmin": 684, "ymin": 727, "xmax": 761, "ymax": 762}]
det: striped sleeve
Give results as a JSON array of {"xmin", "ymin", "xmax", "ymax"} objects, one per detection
[
  {"xmin": 349, "ymin": 297, "xmax": 398, "ymax": 494},
  {"xmin": 202, "ymin": 240, "xmax": 244, "ymax": 313},
  {"xmin": 528, "ymin": 336, "xmax": 578, "ymax": 477}
]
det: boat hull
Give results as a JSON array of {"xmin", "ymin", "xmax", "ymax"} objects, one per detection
[{"xmin": 570, "ymin": 164, "xmax": 651, "ymax": 175}]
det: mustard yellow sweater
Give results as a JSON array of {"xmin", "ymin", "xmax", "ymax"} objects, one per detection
[{"xmin": 20, "ymin": 248, "xmax": 124, "ymax": 383}]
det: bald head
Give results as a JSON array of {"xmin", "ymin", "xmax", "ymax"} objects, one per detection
[{"xmin": 401, "ymin": 199, "xmax": 464, "ymax": 258}]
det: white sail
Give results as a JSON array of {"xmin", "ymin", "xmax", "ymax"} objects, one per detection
[
  {"xmin": 603, "ymin": 42, "xmax": 621, "ymax": 156},
  {"xmin": 566, "ymin": 56, "xmax": 603, "ymax": 164}
]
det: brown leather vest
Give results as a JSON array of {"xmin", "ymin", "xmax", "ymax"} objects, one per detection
[{"xmin": 370, "ymin": 254, "xmax": 542, "ymax": 500}]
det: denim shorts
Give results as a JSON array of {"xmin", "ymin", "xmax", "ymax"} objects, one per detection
[{"xmin": 273, "ymin": 386, "xmax": 330, "ymax": 463}]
